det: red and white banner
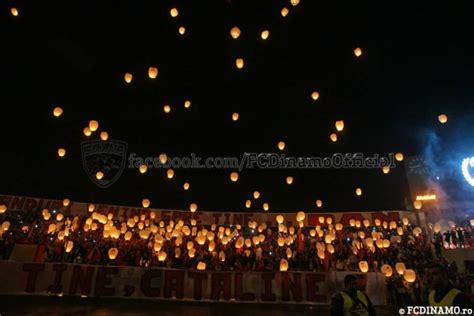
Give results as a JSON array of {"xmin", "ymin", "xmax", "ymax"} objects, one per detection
[
  {"xmin": 0, "ymin": 261, "xmax": 387, "ymax": 305},
  {"xmin": 0, "ymin": 194, "xmax": 420, "ymax": 227}
]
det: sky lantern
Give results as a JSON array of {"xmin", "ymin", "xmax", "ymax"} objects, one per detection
[
  {"xmin": 296, "ymin": 211, "xmax": 305, "ymax": 222},
  {"xmin": 413, "ymin": 200, "xmax": 422, "ymax": 209},
  {"xmin": 159, "ymin": 153, "xmax": 167, "ymax": 164},
  {"xmin": 184, "ymin": 100, "xmax": 191, "ymax": 108},
  {"xmin": 142, "ymin": 199, "xmax": 150, "ymax": 208},
  {"xmin": 158, "ymin": 251, "xmax": 167, "ymax": 262},
  {"xmin": 83, "ymin": 127, "xmax": 92, "ymax": 137},
  {"xmin": 278, "ymin": 141, "xmax": 285, "ymax": 151},
  {"xmin": 381, "ymin": 264, "xmax": 393, "ymax": 277},
  {"xmin": 404, "ymin": 269, "xmax": 416, "ymax": 283},
  {"xmin": 167, "ymin": 169, "xmax": 175, "ymax": 179},
  {"xmin": 235, "ymin": 58, "xmax": 244, "ymax": 69},
  {"xmin": 139, "ymin": 164, "xmax": 148, "ymax": 174},
  {"xmin": 124, "ymin": 73, "xmax": 133, "ymax": 83},
  {"xmin": 63, "ymin": 198, "xmax": 70, "ymax": 207},
  {"xmin": 245, "ymin": 200, "xmax": 251, "ymax": 208},
  {"xmin": 163, "ymin": 105, "xmax": 171, "ymax": 114},
  {"xmin": 470, "ymin": 219, "xmax": 474, "ymax": 227},
  {"xmin": 330, "ymin": 133, "xmax": 337, "ymax": 142},
  {"xmin": 197, "ymin": 262, "xmax": 206, "ymax": 270},
  {"xmin": 359, "ymin": 261, "xmax": 369, "ymax": 273},
  {"xmin": 316, "ymin": 199, "xmax": 323, "ymax": 208},
  {"xmin": 58, "ymin": 148, "xmax": 66, "ymax": 157},
  {"xmin": 276, "ymin": 215, "xmax": 284, "ymax": 224},
  {"xmin": 53, "ymin": 107, "xmax": 63, "ymax": 117},
  {"xmin": 395, "ymin": 153, "xmax": 404, "ymax": 162},
  {"xmin": 100, "ymin": 131, "xmax": 109, "ymax": 141},
  {"xmin": 261, "ymin": 30, "xmax": 270, "ymax": 40},
  {"xmin": 89, "ymin": 120, "xmax": 99, "ymax": 132},
  {"xmin": 335, "ymin": 120, "xmax": 344, "ymax": 131},
  {"xmin": 232, "ymin": 112, "xmax": 239, "ymax": 121},
  {"xmin": 438, "ymin": 114, "xmax": 448, "ymax": 124},
  {"xmin": 290, "ymin": 0, "xmax": 300, "ymax": 6},
  {"xmin": 263, "ymin": 203, "xmax": 269, "ymax": 211},
  {"xmin": 230, "ymin": 26, "xmax": 241, "ymax": 39},
  {"xmin": 178, "ymin": 26, "xmax": 186, "ymax": 35},
  {"xmin": 382, "ymin": 166, "xmax": 390, "ymax": 174},
  {"xmin": 253, "ymin": 191, "xmax": 260, "ymax": 199},
  {"xmin": 311, "ymin": 91, "xmax": 320, "ymax": 101},
  {"xmin": 355, "ymin": 188, "xmax": 362, "ymax": 196},
  {"xmin": 11, "ymin": 7, "xmax": 19, "ymax": 16},
  {"xmin": 95, "ymin": 171, "xmax": 104, "ymax": 180},
  {"xmin": 230, "ymin": 172, "xmax": 239, "ymax": 182},
  {"xmin": 190, "ymin": 203, "xmax": 197, "ymax": 213},
  {"xmin": 170, "ymin": 8, "xmax": 179, "ymax": 18},
  {"xmin": 108, "ymin": 248, "xmax": 118, "ymax": 260},
  {"xmin": 88, "ymin": 204, "xmax": 95, "ymax": 212},
  {"xmin": 0, "ymin": 205, "xmax": 7, "ymax": 214},
  {"xmin": 354, "ymin": 47, "xmax": 363, "ymax": 57},
  {"xmin": 280, "ymin": 259, "xmax": 289, "ymax": 271},
  {"xmin": 281, "ymin": 7, "xmax": 289, "ymax": 17},
  {"xmin": 286, "ymin": 176, "xmax": 294, "ymax": 185},
  {"xmin": 148, "ymin": 67, "xmax": 158, "ymax": 79},
  {"xmin": 65, "ymin": 241, "xmax": 74, "ymax": 253},
  {"xmin": 183, "ymin": 182, "xmax": 190, "ymax": 190},
  {"xmin": 395, "ymin": 262, "xmax": 406, "ymax": 275}
]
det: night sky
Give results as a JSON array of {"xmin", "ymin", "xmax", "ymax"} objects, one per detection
[{"xmin": 2, "ymin": 0, "xmax": 474, "ymax": 212}]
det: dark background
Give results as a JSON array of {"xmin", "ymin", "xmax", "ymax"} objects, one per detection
[{"xmin": 2, "ymin": 0, "xmax": 474, "ymax": 212}]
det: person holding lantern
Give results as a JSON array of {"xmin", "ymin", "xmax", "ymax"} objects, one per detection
[{"xmin": 330, "ymin": 274, "xmax": 376, "ymax": 316}]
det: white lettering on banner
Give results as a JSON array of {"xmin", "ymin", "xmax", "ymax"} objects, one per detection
[
  {"xmin": 0, "ymin": 194, "xmax": 420, "ymax": 227},
  {"xmin": 0, "ymin": 262, "xmax": 387, "ymax": 305}
]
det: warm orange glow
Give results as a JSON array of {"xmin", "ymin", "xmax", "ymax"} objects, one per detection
[
  {"xmin": 416, "ymin": 194, "xmax": 436, "ymax": 201},
  {"xmin": 354, "ymin": 47, "xmax": 362, "ymax": 57}
]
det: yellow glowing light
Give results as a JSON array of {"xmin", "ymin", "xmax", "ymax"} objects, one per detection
[
  {"xmin": 163, "ymin": 105, "xmax": 171, "ymax": 113},
  {"xmin": 416, "ymin": 194, "xmax": 436, "ymax": 201},
  {"xmin": 232, "ymin": 112, "xmax": 239, "ymax": 121},
  {"xmin": 278, "ymin": 141, "xmax": 285, "ymax": 151},
  {"xmin": 170, "ymin": 8, "xmax": 179, "ymax": 18},
  {"xmin": 261, "ymin": 30, "xmax": 269, "ymax": 40},
  {"xmin": 356, "ymin": 188, "xmax": 362, "ymax": 196},
  {"xmin": 96, "ymin": 171, "xmax": 104, "ymax": 180},
  {"xmin": 58, "ymin": 148, "xmax": 66, "ymax": 157},
  {"xmin": 230, "ymin": 26, "xmax": 241, "ymax": 39},
  {"xmin": 178, "ymin": 27, "xmax": 186, "ymax": 35},
  {"xmin": 100, "ymin": 132, "xmax": 109, "ymax": 141},
  {"xmin": 148, "ymin": 67, "xmax": 158, "ymax": 79},
  {"xmin": 354, "ymin": 47, "xmax": 362, "ymax": 57},
  {"xmin": 89, "ymin": 120, "xmax": 99, "ymax": 132},
  {"xmin": 330, "ymin": 133, "xmax": 338, "ymax": 142},
  {"xmin": 311, "ymin": 91, "xmax": 320, "ymax": 101},
  {"xmin": 53, "ymin": 107, "xmax": 63, "ymax": 117},
  {"xmin": 236, "ymin": 58, "xmax": 244, "ymax": 69},
  {"xmin": 124, "ymin": 73, "xmax": 133, "ymax": 83},
  {"xmin": 167, "ymin": 169, "xmax": 175, "ymax": 179},
  {"xmin": 286, "ymin": 176, "xmax": 294, "ymax": 185},
  {"xmin": 281, "ymin": 7, "xmax": 289, "ymax": 17},
  {"xmin": 253, "ymin": 191, "xmax": 260, "ymax": 199},
  {"xmin": 184, "ymin": 100, "xmax": 191, "ymax": 108},
  {"xmin": 438, "ymin": 114, "xmax": 448, "ymax": 124},
  {"xmin": 183, "ymin": 182, "xmax": 190, "ymax": 190},
  {"xmin": 83, "ymin": 127, "xmax": 92, "ymax": 137}
]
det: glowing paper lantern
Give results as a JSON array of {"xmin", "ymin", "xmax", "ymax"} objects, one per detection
[
  {"xmin": 96, "ymin": 171, "xmax": 104, "ymax": 180},
  {"xmin": 219, "ymin": 251, "xmax": 226, "ymax": 262},
  {"xmin": 404, "ymin": 269, "xmax": 416, "ymax": 283},
  {"xmin": 56, "ymin": 213, "xmax": 64, "ymax": 222},
  {"xmin": 261, "ymin": 30, "xmax": 269, "ymax": 40},
  {"xmin": 381, "ymin": 264, "xmax": 393, "ymax": 277},
  {"xmin": 83, "ymin": 127, "xmax": 92, "ymax": 137},
  {"xmin": 158, "ymin": 251, "xmax": 167, "ymax": 262},
  {"xmin": 253, "ymin": 191, "xmax": 260, "ymax": 199},
  {"xmin": 315, "ymin": 199, "xmax": 323, "ymax": 208},
  {"xmin": 142, "ymin": 199, "xmax": 150, "ymax": 208},
  {"xmin": 335, "ymin": 223, "xmax": 343, "ymax": 231},
  {"xmin": 230, "ymin": 172, "xmax": 239, "ymax": 182},
  {"xmin": 65, "ymin": 241, "xmax": 74, "ymax": 253},
  {"xmin": 395, "ymin": 262, "xmax": 406, "ymax": 275},
  {"xmin": 263, "ymin": 203, "xmax": 269, "ymax": 211},
  {"xmin": 58, "ymin": 148, "xmax": 66, "ymax": 157},
  {"xmin": 89, "ymin": 120, "xmax": 99, "ymax": 132},
  {"xmin": 354, "ymin": 47, "xmax": 362, "ymax": 57},
  {"xmin": 395, "ymin": 153, "xmax": 404, "ymax": 162},
  {"xmin": 124, "ymin": 73, "xmax": 133, "ymax": 83},
  {"xmin": 335, "ymin": 120, "xmax": 344, "ymax": 132},
  {"xmin": 2, "ymin": 221, "xmax": 11, "ymax": 231},
  {"xmin": 196, "ymin": 261, "xmax": 206, "ymax": 270},
  {"xmin": 276, "ymin": 215, "xmax": 284, "ymax": 224},
  {"xmin": 183, "ymin": 100, "xmax": 192, "ymax": 109},
  {"xmin": 311, "ymin": 91, "xmax": 320, "ymax": 101},
  {"xmin": 100, "ymin": 132, "xmax": 109, "ymax": 141},
  {"xmin": 363, "ymin": 219, "xmax": 370, "ymax": 227},
  {"xmin": 124, "ymin": 231, "xmax": 132, "ymax": 241},
  {"xmin": 355, "ymin": 188, "xmax": 362, "ymax": 196},
  {"xmin": 88, "ymin": 204, "xmax": 95, "ymax": 212},
  {"xmin": 232, "ymin": 112, "xmax": 239, "ymax": 121},
  {"xmin": 178, "ymin": 27, "xmax": 186, "ymax": 35},
  {"xmin": 245, "ymin": 200, "xmax": 251, "ymax": 208},
  {"xmin": 280, "ymin": 259, "xmax": 289, "ymax": 271},
  {"xmin": 330, "ymin": 133, "xmax": 338, "ymax": 142},
  {"xmin": 170, "ymin": 8, "xmax": 179, "ymax": 18},
  {"xmin": 159, "ymin": 153, "xmax": 167, "ymax": 164},
  {"xmin": 375, "ymin": 219, "xmax": 381, "ymax": 226},
  {"xmin": 235, "ymin": 58, "xmax": 244, "ymax": 69},
  {"xmin": 230, "ymin": 27, "xmax": 241, "ymax": 39},
  {"xmin": 296, "ymin": 211, "xmax": 305, "ymax": 222},
  {"xmin": 148, "ymin": 67, "xmax": 158, "ymax": 79},
  {"xmin": 359, "ymin": 261, "xmax": 369, "ymax": 273},
  {"xmin": 11, "ymin": 8, "xmax": 19, "ymax": 16},
  {"xmin": 139, "ymin": 164, "xmax": 148, "ymax": 174},
  {"xmin": 63, "ymin": 199, "xmax": 70, "ymax": 207},
  {"xmin": 413, "ymin": 200, "xmax": 422, "ymax": 209},
  {"xmin": 53, "ymin": 107, "xmax": 63, "ymax": 117},
  {"xmin": 286, "ymin": 176, "xmax": 294, "ymax": 185},
  {"xmin": 438, "ymin": 114, "xmax": 448, "ymax": 124},
  {"xmin": 163, "ymin": 105, "xmax": 171, "ymax": 114},
  {"xmin": 397, "ymin": 227, "xmax": 404, "ymax": 236},
  {"xmin": 167, "ymin": 169, "xmax": 175, "ymax": 179},
  {"xmin": 190, "ymin": 203, "xmax": 197, "ymax": 213},
  {"xmin": 382, "ymin": 166, "xmax": 390, "ymax": 174},
  {"xmin": 470, "ymin": 219, "xmax": 474, "ymax": 226},
  {"xmin": 108, "ymin": 248, "xmax": 118, "ymax": 260},
  {"xmin": 278, "ymin": 141, "xmax": 286, "ymax": 151},
  {"xmin": 183, "ymin": 182, "xmax": 190, "ymax": 190},
  {"xmin": 0, "ymin": 205, "xmax": 7, "ymax": 214}
]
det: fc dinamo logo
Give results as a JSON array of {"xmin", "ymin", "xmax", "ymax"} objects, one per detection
[{"xmin": 81, "ymin": 139, "xmax": 128, "ymax": 188}]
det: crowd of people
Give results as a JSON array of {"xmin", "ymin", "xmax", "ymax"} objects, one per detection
[{"xmin": 1, "ymin": 206, "xmax": 473, "ymax": 308}]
